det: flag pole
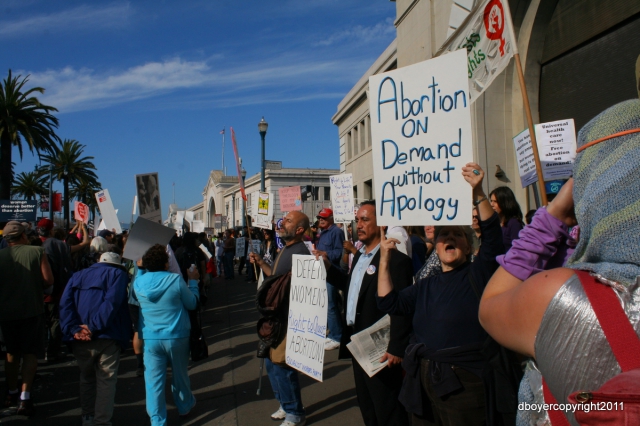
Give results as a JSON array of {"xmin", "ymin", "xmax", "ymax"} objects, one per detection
[
  {"xmin": 221, "ymin": 127, "xmax": 226, "ymax": 176},
  {"xmin": 503, "ymin": 0, "xmax": 548, "ymax": 206}
]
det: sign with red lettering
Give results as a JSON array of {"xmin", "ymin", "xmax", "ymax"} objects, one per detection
[{"xmin": 74, "ymin": 201, "xmax": 90, "ymax": 223}]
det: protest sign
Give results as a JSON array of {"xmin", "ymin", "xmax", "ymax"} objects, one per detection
[
  {"xmin": 0, "ymin": 200, "xmax": 37, "ymax": 222},
  {"xmin": 437, "ymin": 0, "xmax": 517, "ymax": 102},
  {"xmin": 286, "ymin": 255, "xmax": 328, "ymax": 381},
  {"xmin": 251, "ymin": 239, "xmax": 261, "ymax": 254},
  {"xmin": 95, "ymin": 189, "xmax": 122, "ymax": 234},
  {"xmin": 214, "ymin": 214, "xmax": 222, "ymax": 229},
  {"xmin": 329, "ymin": 174, "xmax": 355, "ymax": 223},
  {"xmin": 185, "ymin": 211, "xmax": 194, "ymax": 224},
  {"xmin": 369, "ymin": 49, "xmax": 473, "ymax": 226},
  {"xmin": 279, "ymin": 186, "xmax": 303, "ymax": 211},
  {"xmin": 258, "ymin": 192, "xmax": 269, "ymax": 215},
  {"xmin": 74, "ymin": 201, "xmax": 90, "ymax": 224},
  {"xmin": 123, "ymin": 217, "xmax": 176, "ymax": 261},
  {"xmin": 191, "ymin": 220, "xmax": 204, "ymax": 233},
  {"xmin": 534, "ymin": 119, "xmax": 577, "ymax": 180},
  {"xmin": 513, "ymin": 129, "xmax": 538, "ymax": 188},
  {"xmin": 135, "ymin": 173, "xmax": 162, "ymax": 223},
  {"xmin": 235, "ymin": 237, "xmax": 246, "ymax": 258},
  {"xmin": 254, "ymin": 192, "xmax": 274, "ymax": 230}
]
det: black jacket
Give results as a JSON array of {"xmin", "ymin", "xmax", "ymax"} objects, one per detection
[{"xmin": 326, "ymin": 248, "xmax": 413, "ymax": 359}]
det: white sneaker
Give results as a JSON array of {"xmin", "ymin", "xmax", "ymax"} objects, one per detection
[
  {"xmin": 324, "ymin": 339, "xmax": 340, "ymax": 350},
  {"xmin": 280, "ymin": 419, "xmax": 306, "ymax": 426},
  {"xmin": 271, "ymin": 407, "xmax": 286, "ymax": 421}
]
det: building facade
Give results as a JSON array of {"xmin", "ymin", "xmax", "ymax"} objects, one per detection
[
  {"xmin": 200, "ymin": 164, "xmax": 339, "ymax": 230},
  {"xmin": 334, "ymin": 0, "xmax": 640, "ymax": 211}
]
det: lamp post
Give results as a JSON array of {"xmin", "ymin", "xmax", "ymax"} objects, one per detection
[
  {"xmin": 48, "ymin": 165, "xmax": 54, "ymax": 221},
  {"xmin": 258, "ymin": 117, "xmax": 268, "ymax": 192}
]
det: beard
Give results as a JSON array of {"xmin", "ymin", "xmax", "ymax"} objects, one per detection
[{"xmin": 278, "ymin": 228, "xmax": 296, "ymax": 242}]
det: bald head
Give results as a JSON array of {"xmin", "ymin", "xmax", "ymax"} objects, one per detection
[{"xmin": 279, "ymin": 211, "xmax": 310, "ymax": 244}]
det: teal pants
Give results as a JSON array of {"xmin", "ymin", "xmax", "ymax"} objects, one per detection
[{"xmin": 144, "ymin": 338, "xmax": 195, "ymax": 425}]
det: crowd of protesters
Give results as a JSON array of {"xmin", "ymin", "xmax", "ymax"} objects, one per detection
[{"xmin": 3, "ymin": 99, "xmax": 640, "ymax": 426}]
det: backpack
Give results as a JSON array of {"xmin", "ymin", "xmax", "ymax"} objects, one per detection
[
  {"xmin": 543, "ymin": 270, "xmax": 640, "ymax": 425},
  {"xmin": 255, "ymin": 272, "xmax": 292, "ymax": 358}
]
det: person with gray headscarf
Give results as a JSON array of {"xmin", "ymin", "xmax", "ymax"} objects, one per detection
[{"xmin": 479, "ymin": 98, "xmax": 640, "ymax": 426}]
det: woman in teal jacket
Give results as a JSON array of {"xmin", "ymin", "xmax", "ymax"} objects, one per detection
[{"xmin": 134, "ymin": 244, "xmax": 199, "ymax": 425}]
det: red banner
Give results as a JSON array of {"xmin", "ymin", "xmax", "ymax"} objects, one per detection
[
  {"xmin": 52, "ymin": 193, "xmax": 62, "ymax": 212},
  {"xmin": 230, "ymin": 127, "xmax": 247, "ymax": 201}
]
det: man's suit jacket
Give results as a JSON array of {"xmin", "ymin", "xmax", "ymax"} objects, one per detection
[{"xmin": 326, "ymin": 248, "xmax": 414, "ymax": 359}]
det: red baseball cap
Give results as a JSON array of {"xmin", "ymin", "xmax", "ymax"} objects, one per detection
[
  {"xmin": 37, "ymin": 218, "xmax": 54, "ymax": 230},
  {"xmin": 317, "ymin": 208, "xmax": 333, "ymax": 219}
]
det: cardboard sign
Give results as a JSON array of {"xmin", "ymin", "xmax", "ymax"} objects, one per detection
[
  {"xmin": 235, "ymin": 237, "xmax": 246, "ymax": 258},
  {"xmin": 369, "ymin": 49, "xmax": 473, "ymax": 226},
  {"xmin": 329, "ymin": 174, "xmax": 355, "ymax": 223},
  {"xmin": 135, "ymin": 173, "xmax": 162, "ymax": 224},
  {"xmin": 0, "ymin": 200, "xmax": 37, "ymax": 222},
  {"xmin": 513, "ymin": 129, "xmax": 538, "ymax": 188},
  {"xmin": 191, "ymin": 220, "xmax": 204, "ymax": 233},
  {"xmin": 123, "ymin": 217, "xmax": 176, "ymax": 261},
  {"xmin": 534, "ymin": 119, "xmax": 577, "ymax": 180},
  {"xmin": 95, "ymin": 189, "xmax": 122, "ymax": 234},
  {"xmin": 74, "ymin": 201, "xmax": 90, "ymax": 224},
  {"xmin": 286, "ymin": 255, "xmax": 328, "ymax": 382},
  {"xmin": 279, "ymin": 186, "xmax": 303, "ymax": 211}
]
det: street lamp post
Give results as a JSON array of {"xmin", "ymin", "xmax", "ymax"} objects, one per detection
[
  {"xmin": 258, "ymin": 117, "xmax": 268, "ymax": 192},
  {"xmin": 48, "ymin": 165, "xmax": 54, "ymax": 221}
]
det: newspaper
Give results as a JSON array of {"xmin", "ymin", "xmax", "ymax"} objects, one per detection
[{"xmin": 346, "ymin": 314, "xmax": 391, "ymax": 377}]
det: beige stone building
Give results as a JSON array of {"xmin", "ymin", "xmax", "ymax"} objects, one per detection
[{"xmin": 333, "ymin": 0, "xmax": 640, "ymax": 211}]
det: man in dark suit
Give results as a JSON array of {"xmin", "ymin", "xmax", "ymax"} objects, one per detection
[{"xmin": 315, "ymin": 200, "xmax": 413, "ymax": 426}]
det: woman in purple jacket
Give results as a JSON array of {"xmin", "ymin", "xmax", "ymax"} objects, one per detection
[{"xmin": 489, "ymin": 186, "xmax": 524, "ymax": 251}]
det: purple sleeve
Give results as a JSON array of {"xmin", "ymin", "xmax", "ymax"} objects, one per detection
[{"xmin": 496, "ymin": 208, "xmax": 575, "ymax": 281}]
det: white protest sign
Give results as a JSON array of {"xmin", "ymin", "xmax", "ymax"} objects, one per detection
[
  {"xmin": 303, "ymin": 241, "xmax": 314, "ymax": 253},
  {"xmin": 95, "ymin": 189, "xmax": 123, "ymax": 234},
  {"xmin": 513, "ymin": 128, "xmax": 538, "ymax": 188},
  {"xmin": 192, "ymin": 220, "xmax": 204, "ymax": 233},
  {"xmin": 123, "ymin": 217, "xmax": 176, "ymax": 261},
  {"xmin": 254, "ymin": 191, "xmax": 274, "ymax": 230},
  {"xmin": 198, "ymin": 243, "xmax": 212, "ymax": 260},
  {"xmin": 534, "ymin": 119, "xmax": 577, "ymax": 180},
  {"xmin": 175, "ymin": 211, "xmax": 185, "ymax": 228},
  {"xmin": 369, "ymin": 49, "xmax": 473, "ymax": 226},
  {"xmin": 286, "ymin": 255, "xmax": 328, "ymax": 382},
  {"xmin": 235, "ymin": 237, "xmax": 246, "ymax": 258},
  {"xmin": 185, "ymin": 211, "xmax": 194, "ymax": 224},
  {"xmin": 329, "ymin": 174, "xmax": 355, "ymax": 223}
]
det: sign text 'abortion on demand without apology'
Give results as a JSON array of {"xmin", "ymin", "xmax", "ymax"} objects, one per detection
[{"xmin": 369, "ymin": 49, "xmax": 473, "ymax": 226}]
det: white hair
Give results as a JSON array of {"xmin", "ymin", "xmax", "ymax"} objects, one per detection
[{"xmin": 90, "ymin": 236, "xmax": 109, "ymax": 253}]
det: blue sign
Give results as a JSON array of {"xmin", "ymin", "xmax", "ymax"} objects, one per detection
[
  {"xmin": 0, "ymin": 200, "xmax": 38, "ymax": 222},
  {"xmin": 545, "ymin": 180, "xmax": 566, "ymax": 194}
]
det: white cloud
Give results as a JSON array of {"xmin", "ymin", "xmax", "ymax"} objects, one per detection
[
  {"xmin": 24, "ymin": 54, "xmax": 372, "ymax": 112},
  {"xmin": 315, "ymin": 17, "xmax": 395, "ymax": 46},
  {"xmin": 0, "ymin": 3, "xmax": 133, "ymax": 38}
]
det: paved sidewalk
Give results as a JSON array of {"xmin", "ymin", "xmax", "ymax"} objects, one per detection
[{"xmin": 1, "ymin": 268, "xmax": 363, "ymax": 425}]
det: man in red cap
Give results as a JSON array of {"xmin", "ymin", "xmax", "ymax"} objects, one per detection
[{"xmin": 315, "ymin": 208, "xmax": 345, "ymax": 350}]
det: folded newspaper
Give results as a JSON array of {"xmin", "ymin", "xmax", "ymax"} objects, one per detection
[{"xmin": 346, "ymin": 314, "xmax": 390, "ymax": 377}]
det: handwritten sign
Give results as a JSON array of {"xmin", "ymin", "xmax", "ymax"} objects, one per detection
[
  {"xmin": 286, "ymin": 255, "xmax": 328, "ymax": 382},
  {"xmin": 95, "ymin": 189, "xmax": 122, "ymax": 234},
  {"xmin": 251, "ymin": 239, "xmax": 261, "ymax": 254},
  {"xmin": 369, "ymin": 49, "xmax": 473, "ymax": 226},
  {"xmin": 235, "ymin": 237, "xmax": 246, "ymax": 258},
  {"xmin": 279, "ymin": 186, "xmax": 302, "ymax": 211},
  {"xmin": 513, "ymin": 129, "xmax": 538, "ymax": 188},
  {"xmin": 329, "ymin": 174, "xmax": 355, "ymax": 223},
  {"xmin": 534, "ymin": 119, "xmax": 577, "ymax": 180},
  {"xmin": 74, "ymin": 201, "xmax": 90, "ymax": 224}
]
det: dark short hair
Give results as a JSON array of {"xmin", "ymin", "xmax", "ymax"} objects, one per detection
[
  {"xmin": 142, "ymin": 244, "xmax": 169, "ymax": 272},
  {"xmin": 360, "ymin": 200, "xmax": 376, "ymax": 208}
]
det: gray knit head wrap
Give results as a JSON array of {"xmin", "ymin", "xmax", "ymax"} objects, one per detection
[{"xmin": 565, "ymin": 99, "xmax": 640, "ymax": 287}]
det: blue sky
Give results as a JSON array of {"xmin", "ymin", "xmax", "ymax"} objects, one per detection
[{"xmin": 5, "ymin": 0, "xmax": 396, "ymax": 219}]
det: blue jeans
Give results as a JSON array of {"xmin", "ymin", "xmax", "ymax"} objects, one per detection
[
  {"xmin": 223, "ymin": 252, "xmax": 234, "ymax": 278},
  {"xmin": 265, "ymin": 359, "xmax": 305, "ymax": 423},
  {"xmin": 144, "ymin": 338, "xmax": 195, "ymax": 425},
  {"xmin": 326, "ymin": 282, "xmax": 343, "ymax": 342}
]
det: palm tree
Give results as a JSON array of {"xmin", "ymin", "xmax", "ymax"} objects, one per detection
[
  {"xmin": 11, "ymin": 170, "xmax": 47, "ymax": 199},
  {"xmin": 0, "ymin": 70, "xmax": 60, "ymax": 199},
  {"xmin": 40, "ymin": 139, "xmax": 99, "ymax": 229}
]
